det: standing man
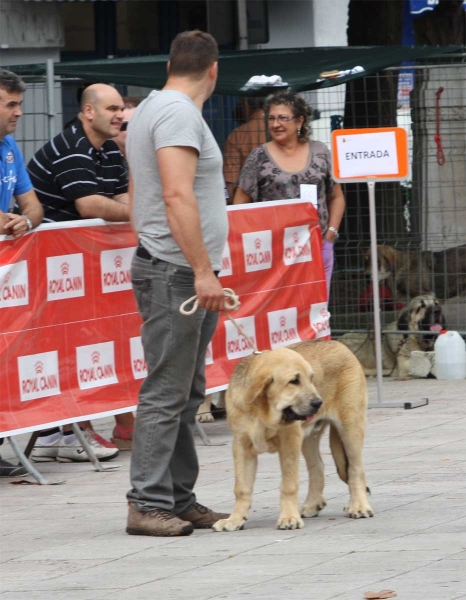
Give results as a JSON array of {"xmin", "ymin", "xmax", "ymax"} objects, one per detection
[
  {"xmin": 0, "ymin": 70, "xmax": 43, "ymax": 239},
  {"xmin": 27, "ymin": 83, "xmax": 129, "ymax": 223},
  {"xmin": 126, "ymin": 30, "xmax": 229, "ymax": 537},
  {"xmin": 0, "ymin": 69, "xmax": 43, "ymax": 478}
]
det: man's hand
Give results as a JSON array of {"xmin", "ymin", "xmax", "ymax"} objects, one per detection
[
  {"xmin": 2, "ymin": 214, "xmax": 30, "ymax": 239},
  {"xmin": 195, "ymin": 272, "xmax": 225, "ymax": 312}
]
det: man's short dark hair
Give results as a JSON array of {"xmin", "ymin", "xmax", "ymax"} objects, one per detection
[
  {"xmin": 0, "ymin": 69, "xmax": 26, "ymax": 94},
  {"xmin": 168, "ymin": 30, "xmax": 219, "ymax": 79}
]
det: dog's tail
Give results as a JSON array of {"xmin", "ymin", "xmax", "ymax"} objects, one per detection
[{"xmin": 329, "ymin": 424, "xmax": 349, "ymax": 484}]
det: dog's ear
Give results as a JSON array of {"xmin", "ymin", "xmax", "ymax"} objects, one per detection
[
  {"xmin": 381, "ymin": 246, "xmax": 397, "ymax": 271},
  {"xmin": 397, "ymin": 308, "xmax": 410, "ymax": 331},
  {"xmin": 246, "ymin": 371, "xmax": 273, "ymax": 407}
]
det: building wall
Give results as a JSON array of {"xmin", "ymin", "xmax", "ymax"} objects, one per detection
[
  {"xmin": 0, "ymin": 0, "xmax": 63, "ymax": 52},
  {"xmin": 252, "ymin": 0, "xmax": 349, "ymax": 50},
  {"xmin": 250, "ymin": 0, "xmax": 350, "ymax": 148}
]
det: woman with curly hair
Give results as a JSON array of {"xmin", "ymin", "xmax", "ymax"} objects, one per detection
[{"xmin": 233, "ymin": 90, "xmax": 345, "ymax": 298}]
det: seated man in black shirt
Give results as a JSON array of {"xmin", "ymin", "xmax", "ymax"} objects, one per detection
[
  {"xmin": 27, "ymin": 84, "xmax": 131, "ymax": 462},
  {"xmin": 28, "ymin": 83, "xmax": 129, "ymax": 222}
]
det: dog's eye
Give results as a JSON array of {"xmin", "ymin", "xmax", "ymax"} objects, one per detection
[{"xmin": 289, "ymin": 376, "xmax": 300, "ymax": 385}]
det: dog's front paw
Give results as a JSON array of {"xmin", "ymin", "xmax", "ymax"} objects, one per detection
[
  {"xmin": 276, "ymin": 514, "xmax": 304, "ymax": 530},
  {"xmin": 301, "ymin": 497, "xmax": 327, "ymax": 518},
  {"xmin": 212, "ymin": 517, "xmax": 245, "ymax": 532},
  {"xmin": 344, "ymin": 501, "xmax": 374, "ymax": 519},
  {"xmin": 197, "ymin": 412, "xmax": 214, "ymax": 423}
]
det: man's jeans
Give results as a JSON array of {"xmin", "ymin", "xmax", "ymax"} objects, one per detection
[{"xmin": 127, "ymin": 253, "xmax": 218, "ymax": 513}]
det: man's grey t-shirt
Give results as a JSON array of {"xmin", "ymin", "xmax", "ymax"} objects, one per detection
[{"xmin": 126, "ymin": 90, "xmax": 228, "ymax": 272}]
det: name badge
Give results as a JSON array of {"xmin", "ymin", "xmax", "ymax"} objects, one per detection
[{"xmin": 299, "ymin": 184, "xmax": 318, "ymax": 208}]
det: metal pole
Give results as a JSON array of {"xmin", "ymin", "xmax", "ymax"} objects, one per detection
[
  {"xmin": 71, "ymin": 423, "xmax": 120, "ymax": 471},
  {"xmin": 7, "ymin": 436, "xmax": 51, "ymax": 485},
  {"xmin": 367, "ymin": 181, "xmax": 384, "ymax": 405},
  {"xmin": 237, "ymin": 0, "xmax": 248, "ymax": 50},
  {"xmin": 46, "ymin": 58, "xmax": 55, "ymax": 140}
]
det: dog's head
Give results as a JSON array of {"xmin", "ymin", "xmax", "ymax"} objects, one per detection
[
  {"xmin": 397, "ymin": 294, "xmax": 446, "ymax": 350},
  {"xmin": 364, "ymin": 246, "xmax": 397, "ymax": 283},
  {"xmin": 244, "ymin": 348, "xmax": 323, "ymax": 427}
]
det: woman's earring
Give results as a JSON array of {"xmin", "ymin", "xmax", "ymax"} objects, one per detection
[{"xmin": 297, "ymin": 127, "xmax": 302, "ymax": 136}]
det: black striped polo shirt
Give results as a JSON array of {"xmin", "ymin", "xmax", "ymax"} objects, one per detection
[{"xmin": 27, "ymin": 119, "xmax": 128, "ymax": 222}]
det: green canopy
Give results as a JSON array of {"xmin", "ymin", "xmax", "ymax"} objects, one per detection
[{"xmin": 12, "ymin": 45, "xmax": 462, "ymax": 96}]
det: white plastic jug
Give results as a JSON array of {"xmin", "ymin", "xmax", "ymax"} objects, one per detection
[{"xmin": 434, "ymin": 330, "xmax": 466, "ymax": 380}]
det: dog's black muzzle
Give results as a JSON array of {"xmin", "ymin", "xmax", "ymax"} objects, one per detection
[{"xmin": 282, "ymin": 398, "xmax": 323, "ymax": 422}]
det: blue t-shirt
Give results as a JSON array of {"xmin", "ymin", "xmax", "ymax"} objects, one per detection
[{"xmin": 0, "ymin": 135, "xmax": 33, "ymax": 213}]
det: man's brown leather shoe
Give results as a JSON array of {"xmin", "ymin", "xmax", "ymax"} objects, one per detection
[
  {"xmin": 177, "ymin": 502, "xmax": 230, "ymax": 529},
  {"xmin": 127, "ymin": 504, "xmax": 194, "ymax": 537}
]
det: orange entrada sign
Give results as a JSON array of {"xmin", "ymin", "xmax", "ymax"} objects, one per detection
[{"xmin": 331, "ymin": 127, "xmax": 409, "ymax": 182}]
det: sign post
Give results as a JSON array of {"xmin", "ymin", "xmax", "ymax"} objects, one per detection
[{"xmin": 332, "ymin": 127, "xmax": 427, "ymax": 409}]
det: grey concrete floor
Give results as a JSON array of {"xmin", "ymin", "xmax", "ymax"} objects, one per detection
[{"xmin": 0, "ymin": 378, "xmax": 465, "ymax": 600}]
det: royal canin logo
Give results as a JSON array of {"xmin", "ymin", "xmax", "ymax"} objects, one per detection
[
  {"xmin": 114, "ymin": 255, "xmax": 123, "ymax": 268},
  {"xmin": 34, "ymin": 361, "xmax": 44, "ymax": 374},
  {"xmin": 47, "ymin": 254, "xmax": 85, "ymax": 301},
  {"xmin": 254, "ymin": 238, "xmax": 261, "ymax": 250},
  {"xmin": 91, "ymin": 351, "xmax": 100, "ymax": 364},
  {"xmin": 279, "ymin": 316, "xmax": 286, "ymax": 328}
]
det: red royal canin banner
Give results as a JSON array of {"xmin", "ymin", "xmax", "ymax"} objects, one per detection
[{"xmin": 0, "ymin": 200, "xmax": 329, "ymax": 437}]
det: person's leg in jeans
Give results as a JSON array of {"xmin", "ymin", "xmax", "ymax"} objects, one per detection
[
  {"xmin": 128, "ymin": 256, "xmax": 212, "ymax": 512},
  {"xmin": 170, "ymin": 307, "xmax": 218, "ymax": 514}
]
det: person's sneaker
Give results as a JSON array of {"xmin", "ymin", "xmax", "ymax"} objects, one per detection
[
  {"xmin": 57, "ymin": 429, "xmax": 119, "ymax": 462},
  {"xmin": 31, "ymin": 434, "xmax": 62, "ymax": 462},
  {"xmin": 177, "ymin": 502, "xmax": 230, "ymax": 529},
  {"xmin": 111, "ymin": 424, "xmax": 133, "ymax": 451},
  {"xmin": 85, "ymin": 429, "xmax": 118, "ymax": 449},
  {"xmin": 126, "ymin": 504, "xmax": 194, "ymax": 537},
  {"xmin": 0, "ymin": 458, "xmax": 27, "ymax": 477}
]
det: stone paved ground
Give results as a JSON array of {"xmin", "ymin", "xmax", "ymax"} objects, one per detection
[{"xmin": 1, "ymin": 378, "xmax": 465, "ymax": 600}]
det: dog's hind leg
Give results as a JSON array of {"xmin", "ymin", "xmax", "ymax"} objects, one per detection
[
  {"xmin": 331, "ymin": 423, "xmax": 373, "ymax": 519},
  {"xmin": 301, "ymin": 425, "xmax": 327, "ymax": 517},
  {"xmin": 276, "ymin": 424, "xmax": 304, "ymax": 530},
  {"xmin": 212, "ymin": 435, "xmax": 258, "ymax": 532}
]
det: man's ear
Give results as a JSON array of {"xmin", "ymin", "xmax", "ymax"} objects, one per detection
[
  {"xmin": 167, "ymin": 60, "xmax": 171, "ymax": 75},
  {"xmin": 82, "ymin": 103, "xmax": 93, "ymax": 121},
  {"xmin": 209, "ymin": 61, "xmax": 218, "ymax": 81}
]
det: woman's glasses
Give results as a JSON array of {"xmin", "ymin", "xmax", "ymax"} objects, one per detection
[{"xmin": 267, "ymin": 115, "xmax": 297, "ymax": 124}]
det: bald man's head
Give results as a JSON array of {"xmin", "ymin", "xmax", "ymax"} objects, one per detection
[
  {"xmin": 80, "ymin": 84, "xmax": 125, "ymax": 142},
  {"xmin": 80, "ymin": 83, "xmax": 123, "ymax": 111}
]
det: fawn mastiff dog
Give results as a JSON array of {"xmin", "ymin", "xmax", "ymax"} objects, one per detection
[{"xmin": 213, "ymin": 341, "xmax": 373, "ymax": 532}]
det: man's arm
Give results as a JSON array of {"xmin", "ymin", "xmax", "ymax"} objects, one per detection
[
  {"xmin": 1, "ymin": 189, "xmax": 44, "ymax": 238},
  {"xmin": 113, "ymin": 193, "xmax": 129, "ymax": 205},
  {"xmin": 0, "ymin": 211, "xmax": 10, "ymax": 233},
  {"xmin": 157, "ymin": 145, "xmax": 225, "ymax": 312},
  {"xmin": 223, "ymin": 134, "xmax": 242, "ymax": 202},
  {"xmin": 74, "ymin": 195, "xmax": 130, "ymax": 221}
]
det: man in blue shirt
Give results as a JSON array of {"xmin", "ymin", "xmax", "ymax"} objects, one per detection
[
  {"xmin": 0, "ymin": 69, "xmax": 43, "ymax": 478},
  {"xmin": 0, "ymin": 69, "xmax": 43, "ymax": 239}
]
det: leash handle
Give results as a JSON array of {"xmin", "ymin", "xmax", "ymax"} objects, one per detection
[{"xmin": 179, "ymin": 288, "xmax": 260, "ymax": 354}]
